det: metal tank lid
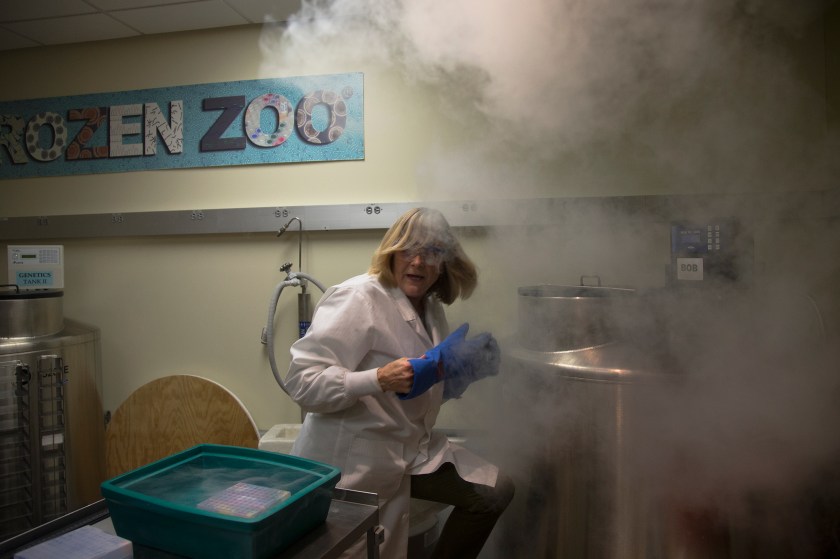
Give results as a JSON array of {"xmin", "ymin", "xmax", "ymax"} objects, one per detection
[
  {"xmin": 518, "ymin": 283, "xmax": 636, "ymax": 298},
  {"xmin": 511, "ymin": 279, "xmax": 672, "ymax": 383},
  {"xmin": 506, "ymin": 341, "xmax": 669, "ymax": 383},
  {"xmin": 0, "ymin": 286, "xmax": 64, "ymax": 300},
  {"xmin": 0, "ymin": 286, "xmax": 65, "ymax": 339}
]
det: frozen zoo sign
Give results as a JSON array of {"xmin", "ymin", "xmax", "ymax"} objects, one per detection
[{"xmin": 0, "ymin": 73, "xmax": 364, "ymax": 180}]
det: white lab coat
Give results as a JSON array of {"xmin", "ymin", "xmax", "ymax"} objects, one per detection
[{"xmin": 286, "ymin": 274, "xmax": 498, "ymax": 558}]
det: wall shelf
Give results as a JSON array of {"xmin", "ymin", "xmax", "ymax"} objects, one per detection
[{"xmin": 1, "ymin": 190, "xmax": 837, "ymax": 241}]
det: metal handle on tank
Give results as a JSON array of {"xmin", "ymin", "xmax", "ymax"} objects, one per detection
[{"xmin": 15, "ymin": 363, "xmax": 31, "ymax": 387}]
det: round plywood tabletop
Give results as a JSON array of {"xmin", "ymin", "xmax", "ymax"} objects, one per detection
[{"xmin": 105, "ymin": 375, "xmax": 260, "ymax": 478}]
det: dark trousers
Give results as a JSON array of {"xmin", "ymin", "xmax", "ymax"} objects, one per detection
[{"xmin": 411, "ymin": 462, "xmax": 515, "ymax": 559}]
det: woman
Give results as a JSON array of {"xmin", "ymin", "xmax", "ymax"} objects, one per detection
[{"xmin": 285, "ymin": 207, "xmax": 513, "ymax": 558}]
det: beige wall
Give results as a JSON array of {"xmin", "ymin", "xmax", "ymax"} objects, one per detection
[
  {"xmin": 0, "ymin": 26, "xmax": 444, "ymax": 216},
  {"xmin": 0, "ymin": 24, "xmax": 492, "ymax": 429},
  {"xmin": 1, "ymin": 16, "xmax": 838, "ymax": 433}
]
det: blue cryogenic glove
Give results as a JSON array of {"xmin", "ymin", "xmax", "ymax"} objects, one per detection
[
  {"xmin": 398, "ymin": 324, "xmax": 469, "ymax": 400},
  {"xmin": 442, "ymin": 332, "xmax": 501, "ymax": 400},
  {"xmin": 398, "ymin": 358, "xmax": 439, "ymax": 400},
  {"xmin": 399, "ymin": 324, "xmax": 501, "ymax": 400}
]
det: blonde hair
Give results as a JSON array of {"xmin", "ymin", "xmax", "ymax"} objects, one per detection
[{"xmin": 369, "ymin": 208, "xmax": 477, "ymax": 304}]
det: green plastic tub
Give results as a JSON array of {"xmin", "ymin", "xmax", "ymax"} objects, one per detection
[{"xmin": 101, "ymin": 444, "xmax": 341, "ymax": 559}]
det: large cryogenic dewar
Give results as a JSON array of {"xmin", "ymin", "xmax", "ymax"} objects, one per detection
[
  {"xmin": 500, "ymin": 278, "xmax": 839, "ymax": 559},
  {"xmin": 502, "ymin": 282, "xmax": 669, "ymax": 558},
  {"xmin": 0, "ymin": 287, "xmax": 106, "ymax": 540}
]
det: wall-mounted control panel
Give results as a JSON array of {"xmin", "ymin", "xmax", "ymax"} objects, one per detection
[
  {"xmin": 670, "ymin": 220, "xmax": 751, "ymax": 286},
  {"xmin": 7, "ymin": 245, "xmax": 64, "ymax": 289}
]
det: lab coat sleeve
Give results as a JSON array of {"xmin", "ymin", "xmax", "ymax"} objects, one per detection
[{"xmin": 284, "ymin": 284, "xmax": 383, "ymax": 413}]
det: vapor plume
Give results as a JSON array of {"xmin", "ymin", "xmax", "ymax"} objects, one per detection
[
  {"xmin": 259, "ymin": 1, "xmax": 840, "ymax": 556},
  {"xmin": 261, "ymin": 0, "xmax": 837, "ymax": 194}
]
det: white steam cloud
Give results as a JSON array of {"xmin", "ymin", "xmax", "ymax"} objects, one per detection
[
  {"xmin": 261, "ymin": 0, "xmax": 838, "ymax": 195},
  {"xmin": 259, "ymin": 1, "xmax": 840, "ymax": 556}
]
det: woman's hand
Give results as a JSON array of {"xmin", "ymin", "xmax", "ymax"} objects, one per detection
[{"xmin": 376, "ymin": 358, "xmax": 415, "ymax": 393}]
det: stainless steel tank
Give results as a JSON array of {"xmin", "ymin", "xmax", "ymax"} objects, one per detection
[
  {"xmin": 501, "ymin": 282, "xmax": 839, "ymax": 559},
  {"xmin": 502, "ymin": 283, "xmax": 676, "ymax": 559},
  {"xmin": 0, "ymin": 287, "xmax": 106, "ymax": 540}
]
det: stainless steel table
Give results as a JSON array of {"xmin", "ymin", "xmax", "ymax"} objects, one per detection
[
  {"xmin": 0, "ymin": 489, "xmax": 382, "ymax": 559},
  {"xmin": 275, "ymin": 489, "xmax": 382, "ymax": 559}
]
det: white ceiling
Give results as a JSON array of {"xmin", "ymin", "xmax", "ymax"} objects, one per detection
[
  {"xmin": 0, "ymin": 0, "xmax": 302, "ymax": 51},
  {"xmin": 3, "ymin": 0, "xmax": 837, "ymax": 53}
]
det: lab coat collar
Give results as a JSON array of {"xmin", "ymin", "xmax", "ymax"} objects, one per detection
[{"xmin": 384, "ymin": 283, "xmax": 436, "ymax": 346}]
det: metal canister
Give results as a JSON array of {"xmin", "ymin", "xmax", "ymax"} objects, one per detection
[
  {"xmin": 501, "ymin": 282, "xmax": 836, "ymax": 559},
  {"xmin": 502, "ymin": 281, "xmax": 671, "ymax": 559},
  {"xmin": 516, "ymin": 280, "xmax": 638, "ymax": 351},
  {"xmin": 0, "ymin": 287, "xmax": 105, "ymax": 540},
  {"xmin": 0, "ymin": 286, "xmax": 64, "ymax": 338}
]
